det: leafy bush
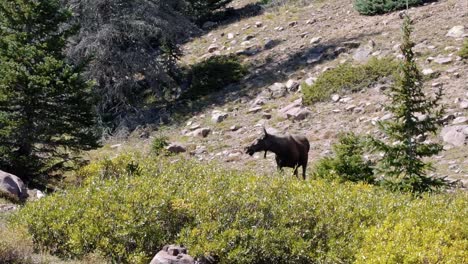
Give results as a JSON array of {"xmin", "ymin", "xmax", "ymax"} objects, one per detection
[
  {"xmin": 313, "ymin": 133, "xmax": 375, "ymax": 184},
  {"xmin": 183, "ymin": 55, "xmax": 247, "ymax": 99},
  {"xmin": 16, "ymin": 155, "xmax": 468, "ymax": 263},
  {"xmin": 459, "ymin": 39, "xmax": 468, "ymax": 59},
  {"xmin": 151, "ymin": 136, "xmax": 169, "ymax": 155},
  {"xmin": 302, "ymin": 57, "xmax": 398, "ymax": 104},
  {"xmin": 354, "ymin": 0, "xmax": 428, "ymax": 15}
]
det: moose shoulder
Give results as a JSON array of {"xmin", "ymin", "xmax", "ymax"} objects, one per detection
[{"xmin": 245, "ymin": 128, "xmax": 310, "ymax": 179}]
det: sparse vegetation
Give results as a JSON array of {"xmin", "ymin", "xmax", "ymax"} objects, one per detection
[
  {"xmin": 459, "ymin": 39, "xmax": 468, "ymax": 59},
  {"xmin": 16, "ymin": 155, "xmax": 468, "ymax": 264},
  {"xmin": 0, "ymin": 223, "xmax": 34, "ymax": 264},
  {"xmin": 354, "ymin": 0, "xmax": 428, "ymax": 15},
  {"xmin": 183, "ymin": 55, "xmax": 247, "ymax": 99},
  {"xmin": 302, "ymin": 57, "xmax": 398, "ymax": 104},
  {"xmin": 313, "ymin": 133, "xmax": 375, "ymax": 184}
]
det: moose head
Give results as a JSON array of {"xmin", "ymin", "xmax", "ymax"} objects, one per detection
[{"xmin": 245, "ymin": 127, "xmax": 270, "ymax": 158}]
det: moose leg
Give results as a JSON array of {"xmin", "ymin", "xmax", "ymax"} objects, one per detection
[
  {"xmin": 302, "ymin": 164, "xmax": 307, "ymax": 180},
  {"xmin": 293, "ymin": 165, "xmax": 299, "ymax": 178}
]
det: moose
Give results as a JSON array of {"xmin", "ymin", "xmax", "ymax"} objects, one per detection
[{"xmin": 245, "ymin": 127, "xmax": 310, "ymax": 179}]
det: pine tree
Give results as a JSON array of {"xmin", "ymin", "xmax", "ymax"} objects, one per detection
[
  {"xmin": 371, "ymin": 15, "xmax": 446, "ymax": 193},
  {"xmin": 0, "ymin": 0, "xmax": 100, "ymax": 182}
]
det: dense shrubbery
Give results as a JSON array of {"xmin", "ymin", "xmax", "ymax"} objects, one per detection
[
  {"xmin": 17, "ymin": 155, "xmax": 468, "ymax": 263},
  {"xmin": 151, "ymin": 136, "xmax": 169, "ymax": 155},
  {"xmin": 302, "ymin": 57, "xmax": 398, "ymax": 104},
  {"xmin": 354, "ymin": 0, "xmax": 428, "ymax": 15},
  {"xmin": 183, "ymin": 55, "xmax": 247, "ymax": 99},
  {"xmin": 313, "ymin": 133, "xmax": 375, "ymax": 184},
  {"xmin": 186, "ymin": 0, "xmax": 233, "ymax": 21}
]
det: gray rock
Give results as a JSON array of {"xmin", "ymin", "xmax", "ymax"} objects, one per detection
[
  {"xmin": 252, "ymin": 97, "xmax": 268, "ymax": 106},
  {"xmin": 422, "ymin": 68, "xmax": 436, "ymax": 76},
  {"xmin": 255, "ymin": 21, "xmax": 263, "ymax": 27},
  {"xmin": 452, "ymin": 117, "xmax": 468, "ymax": 125},
  {"xmin": 211, "ymin": 111, "xmax": 228, "ymax": 123},
  {"xmin": 310, "ymin": 37, "xmax": 322, "ymax": 44},
  {"xmin": 227, "ymin": 33, "xmax": 235, "ymax": 39},
  {"xmin": 285, "ymin": 79, "xmax": 300, "ymax": 92},
  {"xmin": 27, "ymin": 189, "xmax": 45, "ymax": 201},
  {"xmin": 288, "ymin": 21, "xmax": 297, "ymax": 27},
  {"xmin": 166, "ymin": 143, "xmax": 187, "ymax": 154},
  {"xmin": 441, "ymin": 125, "xmax": 468, "ymax": 147},
  {"xmin": 230, "ymin": 125, "xmax": 242, "ymax": 131},
  {"xmin": 188, "ymin": 128, "xmax": 211, "ymax": 138},
  {"xmin": 150, "ymin": 245, "xmax": 194, "ymax": 264},
  {"xmin": 307, "ymin": 53, "xmax": 323, "ymax": 64},
  {"xmin": 247, "ymin": 106, "xmax": 263, "ymax": 114},
  {"xmin": 460, "ymin": 100, "xmax": 468, "ymax": 109},
  {"xmin": 331, "ymin": 94, "xmax": 341, "ymax": 102},
  {"xmin": 304, "ymin": 77, "xmax": 317, "ymax": 86},
  {"xmin": 269, "ymin": 82, "xmax": 288, "ymax": 98},
  {"xmin": 433, "ymin": 56, "xmax": 453, "ymax": 65},
  {"xmin": 0, "ymin": 170, "xmax": 28, "ymax": 201},
  {"xmin": 353, "ymin": 46, "xmax": 373, "ymax": 63},
  {"xmin": 243, "ymin": 35, "xmax": 255, "ymax": 41},
  {"xmin": 446, "ymin": 25, "xmax": 465, "ymax": 38},
  {"xmin": 279, "ymin": 99, "xmax": 311, "ymax": 120}
]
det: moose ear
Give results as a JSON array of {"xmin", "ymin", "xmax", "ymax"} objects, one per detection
[{"xmin": 263, "ymin": 126, "xmax": 268, "ymax": 136}]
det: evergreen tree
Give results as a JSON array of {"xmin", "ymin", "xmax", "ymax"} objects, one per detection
[
  {"xmin": 371, "ymin": 15, "xmax": 446, "ymax": 193},
  {"xmin": 0, "ymin": 0, "xmax": 100, "ymax": 182}
]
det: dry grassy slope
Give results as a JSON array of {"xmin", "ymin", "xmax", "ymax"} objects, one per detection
[{"xmin": 107, "ymin": 0, "xmax": 466, "ymax": 185}]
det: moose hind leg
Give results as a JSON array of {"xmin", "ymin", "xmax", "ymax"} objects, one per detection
[{"xmin": 302, "ymin": 164, "xmax": 307, "ymax": 180}]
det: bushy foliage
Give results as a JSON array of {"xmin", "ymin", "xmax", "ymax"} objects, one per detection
[
  {"xmin": 183, "ymin": 55, "xmax": 247, "ymax": 99},
  {"xmin": 151, "ymin": 136, "xmax": 169, "ymax": 155},
  {"xmin": 302, "ymin": 57, "xmax": 398, "ymax": 104},
  {"xmin": 354, "ymin": 0, "xmax": 428, "ymax": 15},
  {"xmin": 0, "ymin": 221, "xmax": 34, "ymax": 264},
  {"xmin": 370, "ymin": 16, "xmax": 446, "ymax": 194},
  {"xmin": 0, "ymin": 0, "xmax": 100, "ymax": 182},
  {"xmin": 313, "ymin": 133, "xmax": 375, "ymax": 184},
  {"xmin": 17, "ymin": 155, "xmax": 468, "ymax": 263},
  {"xmin": 459, "ymin": 39, "xmax": 468, "ymax": 59}
]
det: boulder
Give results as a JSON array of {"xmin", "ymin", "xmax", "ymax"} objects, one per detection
[
  {"xmin": 441, "ymin": 125, "xmax": 468, "ymax": 147},
  {"xmin": 0, "ymin": 170, "xmax": 28, "ymax": 201},
  {"xmin": 310, "ymin": 37, "xmax": 321, "ymax": 44},
  {"xmin": 188, "ymin": 128, "xmax": 211, "ymax": 138},
  {"xmin": 207, "ymin": 44, "xmax": 219, "ymax": 53},
  {"xmin": 279, "ymin": 98, "xmax": 311, "ymax": 120},
  {"xmin": 269, "ymin": 82, "xmax": 288, "ymax": 98},
  {"xmin": 446, "ymin": 25, "xmax": 465, "ymax": 38},
  {"xmin": 433, "ymin": 56, "xmax": 453, "ymax": 65},
  {"xmin": 353, "ymin": 46, "xmax": 372, "ymax": 63},
  {"xmin": 150, "ymin": 245, "xmax": 194, "ymax": 264},
  {"xmin": 285, "ymin": 79, "xmax": 300, "ymax": 92},
  {"xmin": 211, "ymin": 111, "xmax": 228, "ymax": 123}
]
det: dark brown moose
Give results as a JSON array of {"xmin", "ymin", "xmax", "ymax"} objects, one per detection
[{"xmin": 245, "ymin": 128, "xmax": 310, "ymax": 179}]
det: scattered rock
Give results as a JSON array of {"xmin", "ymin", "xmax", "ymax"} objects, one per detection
[
  {"xmin": 452, "ymin": 117, "xmax": 468, "ymax": 125},
  {"xmin": 247, "ymin": 106, "xmax": 263, "ymax": 114},
  {"xmin": 422, "ymin": 68, "xmax": 437, "ymax": 76},
  {"xmin": 331, "ymin": 94, "xmax": 341, "ymax": 102},
  {"xmin": 307, "ymin": 53, "xmax": 323, "ymax": 64},
  {"xmin": 150, "ymin": 245, "xmax": 194, "ymax": 264},
  {"xmin": 446, "ymin": 25, "xmax": 465, "ymax": 38},
  {"xmin": 207, "ymin": 44, "xmax": 219, "ymax": 53},
  {"xmin": 288, "ymin": 21, "xmax": 298, "ymax": 27},
  {"xmin": 306, "ymin": 19, "xmax": 317, "ymax": 24},
  {"xmin": 0, "ymin": 170, "xmax": 28, "ymax": 201},
  {"xmin": 279, "ymin": 98, "xmax": 311, "ymax": 120},
  {"xmin": 188, "ymin": 127, "xmax": 211, "ymax": 138},
  {"xmin": 230, "ymin": 125, "xmax": 242, "ymax": 131},
  {"xmin": 460, "ymin": 100, "xmax": 468, "ymax": 109},
  {"xmin": 262, "ymin": 112, "xmax": 272, "ymax": 119},
  {"xmin": 441, "ymin": 125, "xmax": 468, "ymax": 147},
  {"xmin": 252, "ymin": 97, "xmax": 268, "ymax": 106},
  {"xmin": 310, "ymin": 37, "xmax": 322, "ymax": 44},
  {"xmin": 433, "ymin": 56, "xmax": 453, "ymax": 65},
  {"xmin": 305, "ymin": 77, "xmax": 317, "ymax": 86},
  {"xmin": 255, "ymin": 21, "xmax": 263, "ymax": 27},
  {"xmin": 243, "ymin": 35, "xmax": 255, "ymax": 41},
  {"xmin": 269, "ymin": 82, "xmax": 288, "ymax": 98},
  {"xmin": 166, "ymin": 143, "xmax": 187, "ymax": 154},
  {"xmin": 285, "ymin": 79, "xmax": 300, "ymax": 92},
  {"xmin": 353, "ymin": 46, "xmax": 373, "ymax": 63},
  {"xmin": 211, "ymin": 111, "xmax": 228, "ymax": 123},
  {"xmin": 227, "ymin": 33, "xmax": 235, "ymax": 39},
  {"xmin": 27, "ymin": 189, "xmax": 45, "ymax": 201},
  {"xmin": 110, "ymin": 144, "xmax": 122, "ymax": 149},
  {"xmin": 274, "ymin": 26, "xmax": 284, "ymax": 31}
]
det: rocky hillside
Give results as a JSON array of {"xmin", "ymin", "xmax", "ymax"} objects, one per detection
[{"xmin": 99, "ymin": 0, "xmax": 467, "ymax": 186}]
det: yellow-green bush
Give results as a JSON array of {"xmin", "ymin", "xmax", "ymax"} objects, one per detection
[
  {"xmin": 354, "ymin": 0, "xmax": 429, "ymax": 15},
  {"xmin": 302, "ymin": 57, "xmax": 398, "ymax": 104},
  {"xmin": 0, "ymin": 223, "xmax": 34, "ymax": 264},
  {"xmin": 16, "ymin": 155, "xmax": 468, "ymax": 263}
]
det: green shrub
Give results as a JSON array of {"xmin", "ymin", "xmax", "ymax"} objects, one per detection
[
  {"xmin": 459, "ymin": 39, "xmax": 468, "ymax": 59},
  {"xmin": 185, "ymin": 0, "xmax": 233, "ymax": 21},
  {"xmin": 183, "ymin": 55, "xmax": 247, "ymax": 99},
  {"xmin": 302, "ymin": 57, "xmax": 398, "ymax": 104},
  {"xmin": 356, "ymin": 195, "xmax": 468, "ymax": 263},
  {"xmin": 16, "ymin": 155, "xmax": 468, "ymax": 263},
  {"xmin": 313, "ymin": 133, "xmax": 375, "ymax": 184},
  {"xmin": 354, "ymin": 0, "xmax": 428, "ymax": 15},
  {"xmin": 151, "ymin": 136, "xmax": 169, "ymax": 155}
]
